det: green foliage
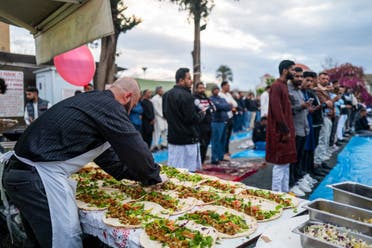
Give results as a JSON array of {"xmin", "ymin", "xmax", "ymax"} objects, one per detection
[
  {"xmin": 265, "ymin": 77, "xmax": 275, "ymax": 86},
  {"xmin": 162, "ymin": 0, "xmax": 215, "ymax": 20},
  {"xmin": 256, "ymin": 88, "xmax": 265, "ymax": 95},
  {"xmin": 110, "ymin": 0, "xmax": 141, "ymax": 36},
  {"xmin": 216, "ymin": 65, "xmax": 233, "ymax": 82}
]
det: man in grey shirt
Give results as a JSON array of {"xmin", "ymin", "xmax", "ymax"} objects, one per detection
[{"xmin": 288, "ymin": 67, "xmax": 311, "ymax": 196}]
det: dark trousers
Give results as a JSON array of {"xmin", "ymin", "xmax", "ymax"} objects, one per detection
[
  {"xmin": 302, "ymin": 150, "xmax": 314, "ymax": 174},
  {"xmin": 289, "ymin": 135, "xmax": 306, "ymax": 187},
  {"xmin": 199, "ymin": 127, "xmax": 211, "ymax": 164},
  {"xmin": 329, "ymin": 116, "xmax": 338, "ymax": 146},
  {"xmin": 141, "ymin": 128, "xmax": 153, "ymax": 148},
  {"xmin": 2, "ymin": 157, "xmax": 52, "ymax": 248},
  {"xmin": 313, "ymin": 126, "xmax": 322, "ymax": 148},
  {"xmin": 224, "ymin": 118, "xmax": 234, "ymax": 154}
]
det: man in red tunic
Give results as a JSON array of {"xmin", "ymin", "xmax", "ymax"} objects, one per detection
[{"xmin": 266, "ymin": 60, "xmax": 297, "ymax": 192}]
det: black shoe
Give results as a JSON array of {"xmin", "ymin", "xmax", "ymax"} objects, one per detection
[
  {"xmin": 312, "ymin": 168, "xmax": 327, "ymax": 176},
  {"xmin": 151, "ymin": 147, "xmax": 159, "ymax": 152},
  {"xmin": 160, "ymin": 145, "xmax": 168, "ymax": 150},
  {"xmin": 211, "ymin": 161, "xmax": 220, "ymax": 165},
  {"xmin": 321, "ymin": 162, "xmax": 332, "ymax": 170},
  {"xmin": 311, "ymin": 174, "xmax": 324, "ymax": 181}
]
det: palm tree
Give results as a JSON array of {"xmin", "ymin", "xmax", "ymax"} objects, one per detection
[
  {"xmin": 160, "ymin": 0, "xmax": 215, "ymax": 89},
  {"xmin": 216, "ymin": 65, "xmax": 233, "ymax": 82}
]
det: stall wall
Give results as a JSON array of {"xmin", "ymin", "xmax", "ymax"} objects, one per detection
[{"xmin": 35, "ymin": 67, "xmax": 84, "ymax": 106}]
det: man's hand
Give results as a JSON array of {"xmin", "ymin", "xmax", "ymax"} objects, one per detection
[
  {"xmin": 146, "ymin": 174, "xmax": 169, "ymax": 191},
  {"xmin": 301, "ymin": 102, "xmax": 310, "ymax": 109},
  {"xmin": 281, "ymin": 133, "xmax": 291, "ymax": 143}
]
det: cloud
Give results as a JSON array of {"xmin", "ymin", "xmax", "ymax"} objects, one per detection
[{"xmin": 8, "ymin": 0, "xmax": 372, "ymax": 91}]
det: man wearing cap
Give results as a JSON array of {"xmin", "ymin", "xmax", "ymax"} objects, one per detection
[{"xmin": 209, "ymin": 86, "xmax": 231, "ymax": 165}]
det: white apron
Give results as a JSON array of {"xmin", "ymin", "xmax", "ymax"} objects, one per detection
[{"xmin": 14, "ymin": 142, "xmax": 111, "ymax": 248}]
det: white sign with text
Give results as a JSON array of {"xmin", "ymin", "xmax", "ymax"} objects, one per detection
[{"xmin": 0, "ymin": 70, "xmax": 24, "ymax": 117}]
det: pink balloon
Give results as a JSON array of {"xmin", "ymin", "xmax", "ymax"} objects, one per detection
[{"xmin": 54, "ymin": 45, "xmax": 95, "ymax": 86}]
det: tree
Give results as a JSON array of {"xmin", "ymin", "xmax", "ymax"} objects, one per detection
[
  {"xmin": 321, "ymin": 56, "xmax": 338, "ymax": 70},
  {"xmin": 325, "ymin": 63, "xmax": 372, "ymax": 105},
  {"xmin": 265, "ymin": 77, "xmax": 275, "ymax": 86},
  {"xmin": 95, "ymin": 0, "xmax": 141, "ymax": 90},
  {"xmin": 216, "ymin": 65, "xmax": 233, "ymax": 82},
  {"xmin": 161, "ymin": 0, "xmax": 215, "ymax": 89}
]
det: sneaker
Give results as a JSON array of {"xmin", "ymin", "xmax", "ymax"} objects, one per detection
[
  {"xmin": 304, "ymin": 174, "xmax": 318, "ymax": 184},
  {"xmin": 301, "ymin": 176, "xmax": 314, "ymax": 188},
  {"xmin": 223, "ymin": 154, "xmax": 231, "ymax": 161},
  {"xmin": 297, "ymin": 181, "xmax": 312, "ymax": 192},
  {"xmin": 290, "ymin": 186, "xmax": 305, "ymax": 197}
]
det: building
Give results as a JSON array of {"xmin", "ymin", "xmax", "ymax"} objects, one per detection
[
  {"xmin": 255, "ymin": 73, "xmax": 274, "ymax": 92},
  {"xmin": 364, "ymin": 74, "xmax": 372, "ymax": 93},
  {"xmin": 0, "ymin": 22, "xmax": 10, "ymax": 52}
]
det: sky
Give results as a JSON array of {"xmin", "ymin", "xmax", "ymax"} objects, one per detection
[{"xmin": 8, "ymin": 0, "xmax": 372, "ymax": 91}]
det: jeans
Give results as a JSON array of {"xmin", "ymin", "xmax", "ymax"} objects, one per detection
[
  {"xmin": 337, "ymin": 114, "xmax": 348, "ymax": 140},
  {"xmin": 244, "ymin": 111, "xmax": 251, "ymax": 129},
  {"xmin": 314, "ymin": 117, "xmax": 332, "ymax": 164},
  {"xmin": 211, "ymin": 122, "xmax": 226, "ymax": 162}
]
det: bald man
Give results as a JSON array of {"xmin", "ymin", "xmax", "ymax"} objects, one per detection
[{"xmin": 1, "ymin": 77, "xmax": 162, "ymax": 248}]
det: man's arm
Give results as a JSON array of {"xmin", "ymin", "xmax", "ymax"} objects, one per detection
[
  {"xmin": 180, "ymin": 94, "xmax": 204, "ymax": 124},
  {"xmin": 210, "ymin": 97, "xmax": 231, "ymax": 111},
  {"xmin": 95, "ymin": 106, "xmax": 161, "ymax": 186},
  {"xmin": 94, "ymin": 147, "xmax": 161, "ymax": 185},
  {"xmin": 24, "ymin": 108, "xmax": 31, "ymax": 125}
]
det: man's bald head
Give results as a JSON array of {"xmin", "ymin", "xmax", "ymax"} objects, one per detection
[
  {"xmin": 113, "ymin": 77, "xmax": 140, "ymax": 98},
  {"xmin": 110, "ymin": 77, "xmax": 141, "ymax": 113}
]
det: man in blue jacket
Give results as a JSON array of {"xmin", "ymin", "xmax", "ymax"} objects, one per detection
[{"xmin": 209, "ymin": 86, "xmax": 231, "ymax": 165}]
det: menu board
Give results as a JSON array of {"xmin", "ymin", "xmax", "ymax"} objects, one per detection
[{"xmin": 0, "ymin": 70, "xmax": 24, "ymax": 117}]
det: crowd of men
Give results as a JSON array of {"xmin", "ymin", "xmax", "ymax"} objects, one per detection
[
  {"xmin": 126, "ymin": 63, "xmax": 370, "ymax": 196},
  {"xmin": 4, "ymin": 61, "xmax": 371, "ymax": 198},
  {"xmin": 266, "ymin": 60, "xmax": 371, "ymax": 196},
  {"xmin": 127, "ymin": 68, "xmax": 265, "ymax": 171}
]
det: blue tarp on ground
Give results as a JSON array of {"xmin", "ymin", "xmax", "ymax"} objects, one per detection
[
  {"xmin": 230, "ymin": 131, "xmax": 252, "ymax": 142},
  {"xmin": 153, "ymin": 130, "xmax": 253, "ymax": 163},
  {"xmin": 153, "ymin": 150, "xmax": 168, "ymax": 163},
  {"xmin": 309, "ymin": 136, "xmax": 372, "ymax": 200},
  {"xmin": 231, "ymin": 149, "xmax": 266, "ymax": 159}
]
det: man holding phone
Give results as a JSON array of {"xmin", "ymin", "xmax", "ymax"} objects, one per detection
[{"xmin": 287, "ymin": 67, "xmax": 311, "ymax": 196}]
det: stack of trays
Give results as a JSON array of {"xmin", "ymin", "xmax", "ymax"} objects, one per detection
[
  {"xmin": 293, "ymin": 181, "xmax": 372, "ymax": 248},
  {"xmin": 328, "ymin": 182, "xmax": 372, "ymax": 209}
]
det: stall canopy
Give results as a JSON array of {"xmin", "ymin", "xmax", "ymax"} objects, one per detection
[{"xmin": 0, "ymin": 0, "xmax": 114, "ymax": 64}]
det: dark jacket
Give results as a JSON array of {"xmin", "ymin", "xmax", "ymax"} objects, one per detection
[
  {"xmin": 252, "ymin": 122, "xmax": 266, "ymax": 143},
  {"xmin": 141, "ymin": 99, "xmax": 155, "ymax": 135},
  {"xmin": 246, "ymin": 98, "xmax": 259, "ymax": 112},
  {"xmin": 355, "ymin": 114, "xmax": 369, "ymax": 132},
  {"xmin": 209, "ymin": 95, "xmax": 231, "ymax": 122},
  {"xmin": 163, "ymin": 85, "xmax": 204, "ymax": 145},
  {"xmin": 25, "ymin": 98, "xmax": 49, "ymax": 119},
  {"xmin": 193, "ymin": 92, "xmax": 215, "ymax": 131},
  {"xmin": 306, "ymin": 89, "xmax": 323, "ymax": 126}
]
